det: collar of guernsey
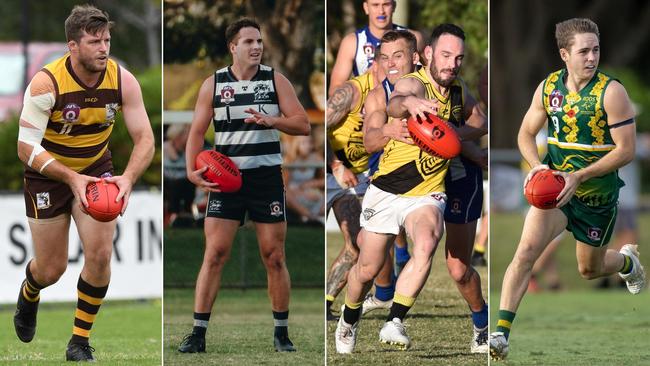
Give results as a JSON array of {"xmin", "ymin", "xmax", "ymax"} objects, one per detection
[
  {"xmin": 40, "ymin": 53, "xmax": 121, "ymax": 173},
  {"xmin": 353, "ymin": 23, "xmax": 407, "ymax": 76},
  {"xmin": 370, "ymin": 67, "xmax": 464, "ymax": 197},
  {"xmin": 327, "ymin": 71, "xmax": 375, "ymax": 174},
  {"xmin": 542, "ymin": 68, "xmax": 623, "ymax": 207}
]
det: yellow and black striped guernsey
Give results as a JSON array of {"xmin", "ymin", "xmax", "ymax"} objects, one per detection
[
  {"xmin": 328, "ymin": 72, "xmax": 374, "ymax": 174},
  {"xmin": 372, "ymin": 67, "xmax": 465, "ymax": 196},
  {"xmin": 40, "ymin": 54, "xmax": 121, "ymax": 172}
]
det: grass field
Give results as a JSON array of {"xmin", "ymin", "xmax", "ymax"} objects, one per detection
[
  {"xmin": 326, "ymin": 232, "xmax": 489, "ymax": 366},
  {"xmin": 164, "ymin": 288, "xmax": 324, "ymax": 365},
  {"xmin": 0, "ymin": 299, "xmax": 161, "ymax": 365},
  {"xmin": 164, "ymin": 225, "xmax": 324, "ymax": 288},
  {"xmin": 490, "ymin": 211, "xmax": 650, "ymax": 365}
]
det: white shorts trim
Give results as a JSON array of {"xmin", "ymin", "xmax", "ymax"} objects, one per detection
[{"xmin": 360, "ymin": 185, "xmax": 447, "ymax": 235}]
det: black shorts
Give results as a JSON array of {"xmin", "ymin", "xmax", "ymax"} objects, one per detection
[
  {"xmin": 444, "ymin": 157, "xmax": 483, "ymax": 224},
  {"xmin": 24, "ymin": 152, "xmax": 113, "ymax": 219},
  {"xmin": 205, "ymin": 165, "xmax": 286, "ymax": 225}
]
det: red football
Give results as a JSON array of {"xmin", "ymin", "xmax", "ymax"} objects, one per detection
[
  {"xmin": 195, "ymin": 150, "xmax": 242, "ymax": 193},
  {"xmin": 524, "ymin": 169, "xmax": 565, "ymax": 209},
  {"xmin": 407, "ymin": 113, "xmax": 461, "ymax": 159},
  {"xmin": 85, "ymin": 179, "xmax": 123, "ymax": 222}
]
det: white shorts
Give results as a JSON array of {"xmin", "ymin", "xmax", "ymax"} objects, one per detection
[
  {"xmin": 360, "ymin": 184, "xmax": 447, "ymax": 235},
  {"xmin": 326, "ymin": 170, "xmax": 371, "ymax": 210}
]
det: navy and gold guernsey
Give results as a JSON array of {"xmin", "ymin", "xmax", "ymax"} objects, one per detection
[
  {"xmin": 542, "ymin": 68, "xmax": 623, "ymax": 207},
  {"xmin": 213, "ymin": 64, "xmax": 281, "ymax": 170},
  {"xmin": 372, "ymin": 67, "xmax": 465, "ymax": 197},
  {"xmin": 36, "ymin": 54, "xmax": 121, "ymax": 175},
  {"xmin": 328, "ymin": 72, "xmax": 374, "ymax": 174}
]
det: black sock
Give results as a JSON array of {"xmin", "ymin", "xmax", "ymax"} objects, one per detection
[
  {"xmin": 192, "ymin": 312, "xmax": 210, "ymax": 337},
  {"xmin": 343, "ymin": 305, "xmax": 361, "ymax": 325},
  {"xmin": 273, "ymin": 310, "xmax": 289, "ymax": 338},
  {"xmin": 386, "ymin": 302, "xmax": 411, "ymax": 322},
  {"xmin": 326, "ymin": 299, "xmax": 333, "ymax": 310}
]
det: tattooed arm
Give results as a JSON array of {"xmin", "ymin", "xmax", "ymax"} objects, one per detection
[{"xmin": 327, "ymin": 81, "xmax": 359, "ymax": 128}]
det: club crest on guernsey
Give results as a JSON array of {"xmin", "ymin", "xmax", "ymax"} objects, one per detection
[
  {"xmin": 221, "ymin": 85, "xmax": 235, "ymax": 104},
  {"xmin": 63, "ymin": 103, "xmax": 80, "ymax": 122},
  {"xmin": 549, "ymin": 90, "xmax": 564, "ymax": 113}
]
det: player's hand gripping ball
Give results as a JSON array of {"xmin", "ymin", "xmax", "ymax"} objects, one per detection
[
  {"xmin": 195, "ymin": 150, "xmax": 243, "ymax": 193},
  {"xmin": 85, "ymin": 179, "xmax": 123, "ymax": 222},
  {"xmin": 524, "ymin": 169, "xmax": 565, "ymax": 209},
  {"xmin": 407, "ymin": 113, "xmax": 461, "ymax": 159}
]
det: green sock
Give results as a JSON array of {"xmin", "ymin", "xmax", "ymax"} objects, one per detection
[{"xmin": 496, "ymin": 309, "xmax": 516, "ymax": 340}]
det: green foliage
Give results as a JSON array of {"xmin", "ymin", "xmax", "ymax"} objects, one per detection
[
  {"xmin": 0, "ymin": 66, "xmax": 161, "ymax": 191},
  {"xmin": 414, "ymin": 0, "xmax": 488, "ymax": 93},
  {"xmin": 601, "ymin": 66, "xmax": 650, "ymax": 132}
]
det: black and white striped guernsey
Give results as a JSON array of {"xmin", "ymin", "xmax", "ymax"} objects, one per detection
[{"xmin": 212, "ymin": 64, "xmax": 282, "ymax": 170}]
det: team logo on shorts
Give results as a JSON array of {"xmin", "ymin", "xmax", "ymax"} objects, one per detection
[
  {"xmin": 254, "ymin": 83, "xmax": 271, "ymax": 102},
  {"xmin": 220, "ymin": 86, "xmax": 235, "ymax": 104},
  {"xmin": 450, "ymin": 198, "xmax": 462, "ymax": 214},
  {"xmin": 362, "ymin": 208, "xmax": 376, "ymax": 221},
  {"xmin": 36, "ymin": 192, "xmax": 51, "ymax": 210},
  {"xmin": 269, "ymin": 201, "xmax": 284, "ymax": 217},
  {"xmin": 208, "ymin": 200, "xmax": 222, "ymax": 213},
  {"xmin": 549, "ymin": 90, "xmax": 564, "ymax": 113},
  {"xmin": 63, "ymin": 103, "xmax": 80, "ymax": 122},
  {"xmin": 587, "ymin": 227, "xmax": 602, "ymax": 241}
]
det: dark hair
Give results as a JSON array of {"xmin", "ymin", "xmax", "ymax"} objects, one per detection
[
  {"xmin": 65, "ymin": 4, "xmax": 113, "ymax": 43},
  {"xmin": 381, "ymin": 30, "xmax": 417, "ymax": 55},
  {"xmin": 555, "ymin": 18, "xmax": 599, "ymax": 51},
  {"xmin": 429, "ymin": 23, "xmax": 465, "ymax": 49},
  {"xmin": 225, "ymin": 18, "xmax": 261, "ymax": 46}
]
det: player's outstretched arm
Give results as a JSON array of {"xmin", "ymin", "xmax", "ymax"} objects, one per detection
[
  {"xmin": 244, "ymin": 72, "xmax": 310, "ymax": 136},
  {"xmin": 458, "ymin": 87, "xmax": 488, "ymax": 141},
  {"xmin": 327, "ymin": 80, "xmax": 359, "ymax": 128},
  {"xmin": 556, "ymin": 81, "xmax": 636, "ymax": 206},
  {"xmin": 387, "ymin": 77, "xmax": 435, "ymax": 120},
  {"xmin": 328, "ymin": 33, "xmax": 356, "ymax": 97},
  {"xmin": 104, "ymin": 67, "xmax": 155, "ymax": 213},
  {"xmin": 364, "ymin": 86, "xmax": 410, "ymax": 151},
  {"xmin": 185, "ymin": 75, "xmax": 219, "ymax": 192},
  {"xmin": 17, "ymin": 71, "xmax": 100, "ymax": 211}
]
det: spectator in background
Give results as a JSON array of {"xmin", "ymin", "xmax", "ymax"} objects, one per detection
[
  {"xmin": 284, "ymin": 133, "xmax": 325, "ymax": 224},
  {"xmin": 163, "ymin": 124, "xmax": 195, "ymax": 226}
]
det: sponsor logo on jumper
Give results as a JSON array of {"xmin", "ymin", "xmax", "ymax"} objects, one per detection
[
  {"xmin": 104, "ymin": 103, "xmax": 119, "ymax": 124},
  {"xmin": 221, "ymin": 85, "xmax": 235, "ymax": 104},
  {"xmin": 63, "ymin": 103, "xmax": 80, "ymax": 122},
  {"xmin": 363, "ymin": 43, "xmax": 375, "ymax": 60},
  {"xmin": 549, "ymin": 90, "xmax": 564, "ymax": 113},
  {"xmin": 254, "ymin": 83, "xmax": 271, "ymax": 102}
]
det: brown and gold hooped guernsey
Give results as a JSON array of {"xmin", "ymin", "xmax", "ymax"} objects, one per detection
[
  {"xmin": 29, "ymin": 54, "xmax": 121, "ymax": 176},
  {"xmin": 372, "ymin": 67, "xmax": 465, "ymax": 197}
]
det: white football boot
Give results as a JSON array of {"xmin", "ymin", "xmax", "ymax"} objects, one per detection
[
  {"xmin": 335, "ymin": 306, "xmax": 359, "ymax": 354},
  {"xmin": 471, "ymin": 325, "xmax": 488, "ymax": 353},
  {"xmin": 361, "ymin": 293, "xmax": 392, "ymax": 315},
  {"xmin": 489, "ymin": 332, "xmax": 509, "ymax": 360},
  {"xmin": 379, "ymin": 318, "xmax": 410, "ymax": 350},
  {"xmin": 619, "ymin": 244, "xmax": 646, "ymax": 294}
]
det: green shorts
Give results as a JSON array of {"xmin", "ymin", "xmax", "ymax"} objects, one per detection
[{"xmin": 559, "ymin": 196, "xmax": 618, "ymax": 247}]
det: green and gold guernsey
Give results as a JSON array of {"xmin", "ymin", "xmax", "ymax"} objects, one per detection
[
  {"xmin": 372, "ymin": 67, "xmax": 464, "ymax": 197},
  {"xmin": 542, "ymin": 68, "xmax": 624, "ymax": 207},
  {"xmin": 328, "ymin": 72, "xmax": 374, "ymax": 174}
]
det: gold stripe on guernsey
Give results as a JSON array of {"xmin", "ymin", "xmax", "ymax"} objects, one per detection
[
  {"xmin": 75, "ymin": 309, "xmax": 97, "ymax": 323},
  {"xmin": 42, "ymin": 54, "xmax": 120, "ymax": 172},
  {"xmin": 77, "ymin": 290, "xmax": 103, "ymax": 306},
  {"xmin": 72, "ymin": 326, "xmax": 91, "ymax": 338},
  {"xmin": 497, "ymin": 319, "xmax": 512, "ymax": 329},
  {"xmin": 48, "ymin": 146, "xmax": 109, "ymax": 173}
]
